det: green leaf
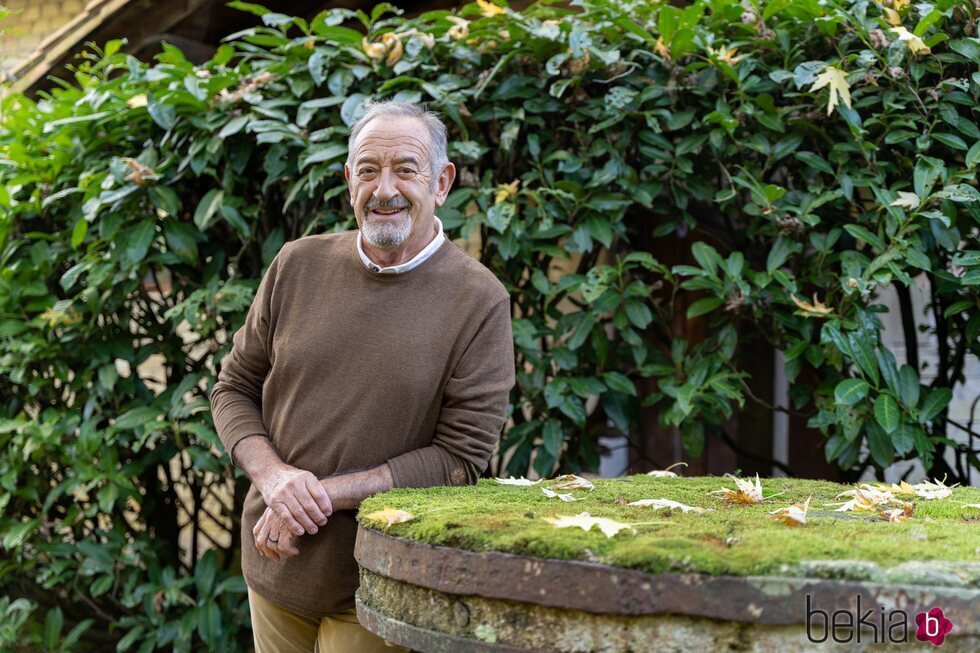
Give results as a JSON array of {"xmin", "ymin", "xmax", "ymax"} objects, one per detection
[
  {"xmin": 892, "ymin": 422, "xmax": 915, "ymax": 456},
  {"xmin": 897, "ymin": 365, "xmax": 919, "ymax": 408},
  {"xmin": 874, "ymin": 394, "xmax": 900, "ymax": 434},
  {"xmin": 71, "ymin": 219, "xmax": 88, "ymax": 249},
  {"xmin": 919, "ymin": 387, "xmax": 952, "ymax": 422},
  {"xmin": 300, "ymin": 143, "xmax": 348, "ymax": 169},
  {"xmin": 843, "ymin": 224, "xmax": 884, "ymax": 250},
  {"xmin": 114, "ymin": 406, "xmax": 163, "ymax": 430},
  {"xmin": 691, "ymin": 242, "xmax": 721, "ymax": 275},
  {"xmin": 603, "ymin": 371, "xmax": 637, "ymax": 396},
  {"xmin": 43, "ymin": 607, "xmax": 63, "ymax": 650},
  {"xmin": 847, "ymin": 332, "xmax": 880, "ymax": 385},
  {"xmin": 686, "ymin": 296, "xmax": 723, "ymax": 319},
  {"xmin": 118, "ymin": 220, "xmax": 156, "ymax": 265},
  {"xmin": 624, "ymin": 299, "xmax": 653, "ymax": 329},
  {"xmin": 834, "ymin": 378, "xmax": 869, "ymax": 405},
  {"xmin": 866, "ymin": 423, "xmax": 894, "ymax": 468},
  {"xmin": 542, "ymin": 419, "xmax": 563, "ymax": 456},
  {"xmin": 194, "ymin": 189, "xmax": 224, "ymax": 231},
  {"xmin": 148, "ymin": 185, "xmax": 181, "ymax": 217}
]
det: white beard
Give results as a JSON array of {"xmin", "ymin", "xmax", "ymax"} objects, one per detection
[{"xmin": 362, "ymin": 212, "xmax": 413, "ymax": 249}]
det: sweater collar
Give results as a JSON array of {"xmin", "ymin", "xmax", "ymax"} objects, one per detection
[{"xmin": 356, "ymin": 216, "xmax": 445, "ymax": 275}]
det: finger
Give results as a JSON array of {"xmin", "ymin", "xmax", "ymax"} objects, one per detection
[
  {"xmin": 272, "ymin": 502, "xmax": 307, "ymax": 536},
  {"xmin": 282, "ymin": 496, "xmax": 318, "ymax": 535},
  {"xmin": 305, "ymin": 477, "xmax": 333, "ymax": 520},
  {"xmin": 254, "ymin": 516, "xmax": 273, "ymax": 559},
  {"xmin": 298, "ymin": 493, "xmax": 327, "ymax": 527}
]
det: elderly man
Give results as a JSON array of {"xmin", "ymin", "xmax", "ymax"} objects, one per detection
[{"xmin": 210, "ymin": 101, "xmax": 514, "ymax": 652}]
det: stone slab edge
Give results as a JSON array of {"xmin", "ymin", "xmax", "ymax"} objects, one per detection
[{"xmin": 355, "ymin": 525, "xmax": 979, "ymax": 632}]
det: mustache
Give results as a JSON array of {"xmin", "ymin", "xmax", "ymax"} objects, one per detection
[{"xmin": 365, "ymin": 197, "xmax": 410, "ymax": 211}]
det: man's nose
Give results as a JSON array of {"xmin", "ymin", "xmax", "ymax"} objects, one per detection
[{"xmin": 372, "ymin": 168, "xmax": 398, "ymax": 200}]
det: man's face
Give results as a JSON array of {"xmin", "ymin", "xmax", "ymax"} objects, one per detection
[{"xmin": 345, "ymin": 116, "xmax": 454, "ymax": 250}]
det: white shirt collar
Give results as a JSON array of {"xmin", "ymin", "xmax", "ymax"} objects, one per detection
[{"xmin": 357, "ymin": 216, "xmax": 445, "ymax": 275}]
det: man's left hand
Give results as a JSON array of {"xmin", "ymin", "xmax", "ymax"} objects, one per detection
[{"xmin": 253, "ymin": 506, "xmax": 301, "ymax": 560}]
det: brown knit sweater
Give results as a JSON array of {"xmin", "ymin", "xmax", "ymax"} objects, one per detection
[{"xmin": 210, "ymin": 230, "xmax": 514, "ymax": 618}]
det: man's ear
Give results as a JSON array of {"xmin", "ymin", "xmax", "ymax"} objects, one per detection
[
  {"xmin": 344, "ymin": 164, "xmax": 351, "ymax": 182},
  {"xmin": 434, "ymin": 162, "xmax": 456, "ymax": 207}
]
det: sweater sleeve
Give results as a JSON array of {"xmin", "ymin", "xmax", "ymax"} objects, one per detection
[
  {"xmin": 209, "ymin": 248, "xmax": 285, "ymax": 466},
  {"xmin": 386, "ymin": 296, "xmax": 515, "ymax": 488}
]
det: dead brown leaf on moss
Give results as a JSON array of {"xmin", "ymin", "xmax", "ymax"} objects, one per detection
[
  {"xmin": 769, "ymin": 496, "xmax": 811, "ymax": 526},
  {"xmin": 713, "ymin": 473, "xmax": 766, "ymax": 504}
]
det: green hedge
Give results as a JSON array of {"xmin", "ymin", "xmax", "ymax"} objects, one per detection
[{"xmin": 1, "ymin": 0, "xmax": 978, "ymax": 648}]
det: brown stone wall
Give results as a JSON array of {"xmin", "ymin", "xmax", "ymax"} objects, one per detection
[{"xmin": 0, "ymin": 1, "xmax": 86, "ymax": 73}]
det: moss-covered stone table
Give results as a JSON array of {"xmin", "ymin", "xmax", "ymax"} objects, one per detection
[{"xmin": 354, "ymin": 476, "xmax": 980, "ymax": 652}]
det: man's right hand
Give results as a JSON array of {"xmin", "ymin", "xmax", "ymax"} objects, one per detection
[{"xmin": 257, "ymin": 466, "xmax": 332, "ymax": 536}]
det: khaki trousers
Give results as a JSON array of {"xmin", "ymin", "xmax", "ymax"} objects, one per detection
[{"xmin": 248, "ymin": 588, "xmax": 409, "ymax": 653}]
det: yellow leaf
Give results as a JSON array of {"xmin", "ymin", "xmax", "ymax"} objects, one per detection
[
  {"xmin": 543, "ymin": 512, "xmax": 635, "ymax": 538},
  {"xmin": 791, "ymin": 293, "xmax": 835, "ymax": 318},
  {"xmin": 769, "ymin": 496, "xmax": 811, "ymax": 526},
  {"xmin": 882, "ymin": 7, "xmax": 902, "ymax": 26},
  {"xmin": 362, "ymin": 506, "xmax": 415, "ymax": 528},
  {"xmin": 809, "ymin": 65, "xmax": 852, "ymax": 116},
  {"xmin": 627, "ymin": 498, "xmax": 711, "ymax": 514},
  {"xmin": 476, "ymin": 0, "xmax": 505, "ymax": 17},
  {"xmin": 890, "ymin": 26, "xmax": 931, "ymax": 55},
  {"xmin": 446, "ymin": 16, "xmax": 469, "ymax": 40},
  {"xmin": 381, "ymin": 33, "xmax": 403, "ymax": 67},
  {"xmin": 127, "ymin": 94, "xmax": 147, "ymax": 109},
  {"xmin": 713, "ymin": 473, "xmax": 765, "ymax": 504},
  {"xmin": 551, "ymin": 474, "xmax": 595, "ymax": 491},
  {"xmin": 654, "ymin": 36, "xmax": 670, "ymax": 59},
  {"xmin": 361, "ymin": 37, "xmax": 387, "ymax": 61},
  {"xmin": 826, "ymin": 484, "xmax": 901, "ymax": 512},
  {"xmin": 122, "ymin": 157, "xmax": 158, "ymax": 186},
  {"xmin": 494, "ymin": 179, "xmax": 520, "ymax": 204}
]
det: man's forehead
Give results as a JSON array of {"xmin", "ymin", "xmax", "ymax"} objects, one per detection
[{"xmin": 352, "ymin": 118, "xmax": 430, "ymax": 156}]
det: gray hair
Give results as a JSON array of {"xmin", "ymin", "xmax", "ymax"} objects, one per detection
[{"xmin": 346, "ymin": 100, "xmax": 450, "ymax": 185}]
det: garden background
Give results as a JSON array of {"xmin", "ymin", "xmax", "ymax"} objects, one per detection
[{"xmin": 0, "ymin": 0, "xmax": 978, "ymax": 649}]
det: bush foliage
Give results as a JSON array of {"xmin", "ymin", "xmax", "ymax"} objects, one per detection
[{"xmin": 1, "ymin": 0, "xmax": 978, "ymax": 648}]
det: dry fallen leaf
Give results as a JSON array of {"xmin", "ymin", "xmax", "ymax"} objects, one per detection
[
  {"xmin": 552, "ymin": 474, "xmax": 595, "ymax": 491},
  {"xmin": 362, "ymin": 507, "xmax": 415, "ymax": 528},
  {"xmin": 543, "ymin": 512, "xmax": 634, "ymax": 538},
  {"xmin": 495, "ymin": 476, "xmax": 541, "ymax": 486},
  {"xmin": 827, "ymin": 484, "xmax": 902, "ymax": 512},
  {"xmin": 646, "ymin": 462, "xmax": 687, "ymax": 478},
  {"xmin": 884, "ymin": 476, "xmax": 956, "ymax": 500},
  {"xmin": 446, "ymin": 16, "xmax": 469, "ymax": 40},
  {"xmin": 542, "ymin": 488, "xmax": 579, "ymax": 502},
  {"xmin": 628, "ymin": 498, "xmax": 710, "ymax": 514},
  {"xmin": 769, "ymin": 496, "xmax": 811, "ymax": 526},
  {"xmin": 809, "ymin": 65, "xmax": 852, "ymax": 116},
  {"xmin": 880, "ymin": 502, "xmax": 915, "ymax": 523},
  {"xmin": 713, "ymin": 473, "xmax": 765, "ymax": 504}
]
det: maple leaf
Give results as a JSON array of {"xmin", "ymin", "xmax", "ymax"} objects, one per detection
[
  {"xmin": 713, "ymin": 473, "xmax": 766, "ymax": 504},
  {"xmin": 362, "ymin": 507, "xmax": 415, "ymax": 528},
  {"xmin": 809, "ymin": 65, "xmax": 852, "ymax": 116},
  {"xmin": 542, "ymin": 488, "xmax": 579, "ymax": 502},
  {"xmin": 827, "ymin": 484, "xmax": 902, "ymax": 512},
  {"xmin": 494, "ymin": 179, "xmax": 520, "ymax": 204},
  {"xmin": 791, "ymin": 293, "xmax": 835, "ymax": 318},
  {"xmin": 495, "ymin": 476, "xmax": 541, "ymax": 486},
  {"xmin": 880, "ymin": 502, "xmax": 915, "ymax": 523},
  {"xmin": 890, "ymin": 26, "xmax": 931, "ymax": 55},
  {"xmin": 476, "ymin": 0, "xmax": 506, "ymax": 17},
  {"xmin": 552, "ymin": 474, "xmax": 595, "ymax": 491},
  {"xmin": 890, "ymin": 191, "xmax": 920, "ymax": 210},
  {"xmin": 627, "ymin": 498, "xmax": 710, "ymax": 514},
  {"xmin": 646, "ymin": 462, "xmax": 687, "ymax": 478},
  {"xmin": 543, "ymin": 512, "xmax": 635, "ymax": 538},
  {"xmin": 769, "ymin": 496, "xmax": 811, "ymax": 526}
]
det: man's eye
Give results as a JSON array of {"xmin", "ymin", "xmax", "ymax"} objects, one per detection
[
  {"xmin": 359, "ymin": 168, "xmax": 376, "ymax": 176},
  {"xmin": 397, "ymin": 168, "xmax": 417, "ymax": 177}
]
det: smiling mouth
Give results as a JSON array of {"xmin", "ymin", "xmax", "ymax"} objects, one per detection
[{"xmin": 369, "ymin": 207, "xmax": 408, "ymax": 217}]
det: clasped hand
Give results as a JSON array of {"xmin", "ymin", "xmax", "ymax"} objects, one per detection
[{"xmin": 255, "ymin": 466, "xmax": 333, "ymax": 560}]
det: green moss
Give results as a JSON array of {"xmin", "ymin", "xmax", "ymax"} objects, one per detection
[{"xmin": 358, "ymin": 476, "xmax": 980, "ymax": 581}]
